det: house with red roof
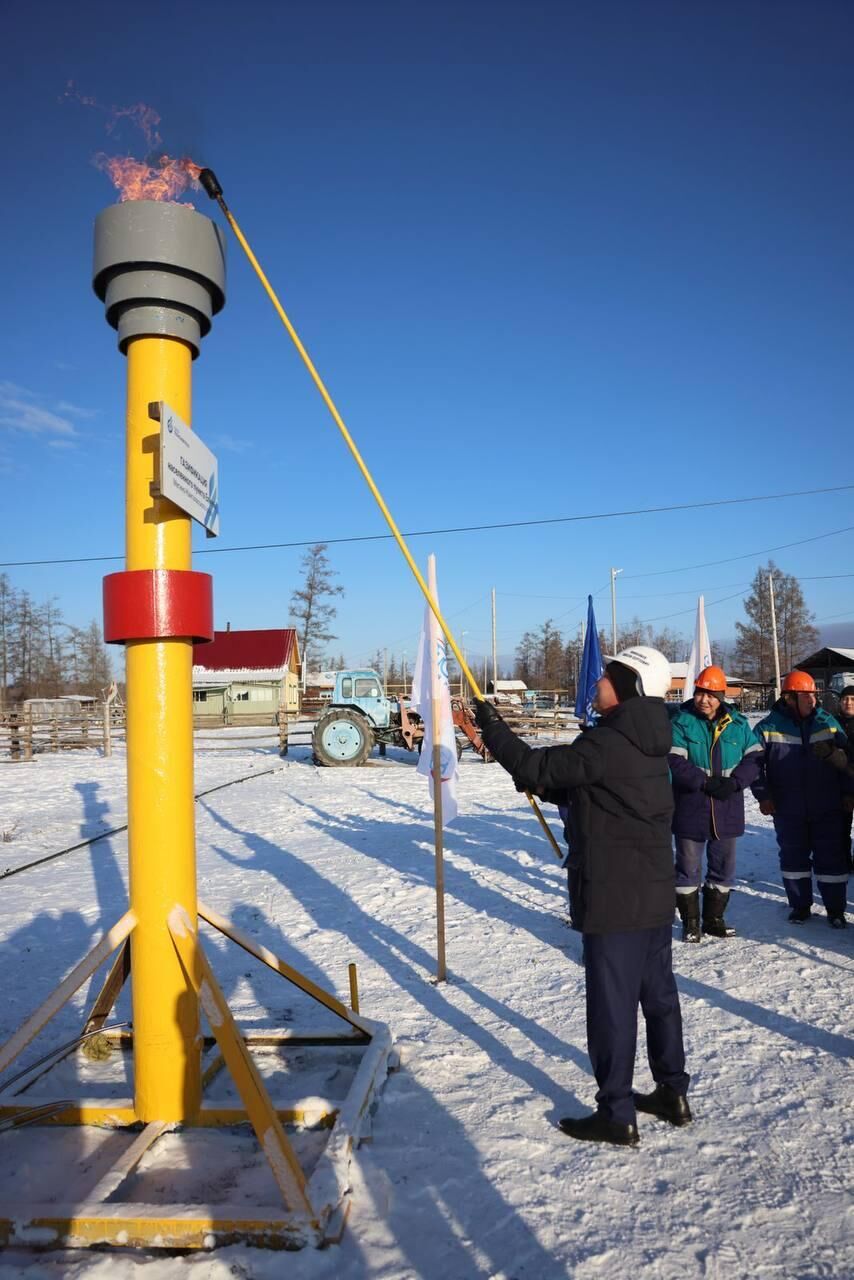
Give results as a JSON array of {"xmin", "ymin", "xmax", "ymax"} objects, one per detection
[{"xmin": 192, "ymin": 627, "xmax": 301, "ymax": 720}]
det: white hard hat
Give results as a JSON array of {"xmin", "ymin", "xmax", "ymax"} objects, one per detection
[{"xmin": 606, "ymin": 646, "xmax": 671, "ymax": 699}]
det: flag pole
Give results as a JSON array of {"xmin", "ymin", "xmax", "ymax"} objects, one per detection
[
  {"xmin": 427, "ymin": 555, "xmax": 447, "ymax": 982},
  {"xmin": 209, "ymin": 183, "xmax": 563, "ymax": 863}
]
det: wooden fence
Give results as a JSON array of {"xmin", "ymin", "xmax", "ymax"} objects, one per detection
[
  {"xmin": 0, "ymin": 699, "xmax": 577, "ymax": 763},
  {"xmin": 0, "ymin": 707, "xmax": 124, "ymax": 762},
  {"xmin": 494, "ymin": 706, "xmax": 579, "ymax": 741},
  {"xmin": 0, "ymin": 707, "xmax": 290, "ymax": 762}
]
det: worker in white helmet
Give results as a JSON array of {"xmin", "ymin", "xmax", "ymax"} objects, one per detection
[{"xmin": 475, "ymin": 646, "xmax": 689, "ymax": 1148}]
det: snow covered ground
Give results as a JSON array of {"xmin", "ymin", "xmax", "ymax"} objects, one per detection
[{"xmin": 0, "ymin": 734, "xmax": 852, "ymax": 1278}]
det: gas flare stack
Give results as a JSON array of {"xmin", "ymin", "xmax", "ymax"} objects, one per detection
[{"xmin": 0, "ymin": 199, "xmax": 391, "ymax": 1252}]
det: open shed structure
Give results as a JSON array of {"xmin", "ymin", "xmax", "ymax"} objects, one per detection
[
  {"xmin": 192, "ymin": 628, "xmax": 301, "ymax": 721},
  {"xmin": 790, "ymin": 645, "xmax": 854, "ymax": 711},
  {"xmin": 794, "ymin": 645, "xmax": 854, "ymax": 694}
]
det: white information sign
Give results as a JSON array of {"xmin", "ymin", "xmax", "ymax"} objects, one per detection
[{"xmin": 157, "ymin": 403, "xmax": 220, "ymax": 536}]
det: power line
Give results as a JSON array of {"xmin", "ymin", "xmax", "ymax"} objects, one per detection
[
  {"xmin": 623, "ymin": 524, "xmax": 854, "ymax": 580},
  {"xmin": 2, "ymin": 483, "xmax": 853, "ymax": 570},
  {"xmin": 634, "ymin": 588, "xmax": 750, "ymax": 627},
  {"xmin": 812, "ymin": 609, "xmax": 854, "ymax": 624}
]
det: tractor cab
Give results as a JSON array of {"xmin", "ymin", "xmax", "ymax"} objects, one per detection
[{"xmin": 333, "ymin": 670, "xmax": 391, "ymax": 729}]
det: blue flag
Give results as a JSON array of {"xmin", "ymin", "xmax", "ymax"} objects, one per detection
[{"xmin": 575, "ymin": 595, "xmax": 604, "ymax": 724}]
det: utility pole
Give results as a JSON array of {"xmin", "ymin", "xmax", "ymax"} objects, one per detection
[
  {"xmin": 461, "ymin": 631, "xmax": 469, "ymax": 699},
  {"xmin": 491, "ymin": 588, "xmax": 498, "ymax": 697},
  {"xmin": 383, "ymin": 647, "xmax": 388, "ymax": 695},
  {"xmin": 610, "ymin": 567, "xmax": 622, "ymax": 654},
  {"xmin": 768, "ymin": 573, "xmax": 782, "ymax": 701},
  {"xmin": 402, "ymin": 650, "xmax": 407, "ymax": 697}
]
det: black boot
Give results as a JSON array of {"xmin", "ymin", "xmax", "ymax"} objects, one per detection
[
  {"xmin": 557, "ymin": 1110, "xmax": 639, "ymax": 1146},
  {"xmin": 702, "ymin": 884, "xmax": 736, "ymax": 938},
  {"xmin": 676, "ymin": 890, "xmax": 701, "ymax": 943},
  {"xmin": 633, "ymin": 1083, "xmax": 692, "ymax": 1127}
]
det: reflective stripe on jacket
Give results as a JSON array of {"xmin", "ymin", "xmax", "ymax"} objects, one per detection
[{"xmin": 752, "ymin": 700, "xmax": 849, "ymax": 819}]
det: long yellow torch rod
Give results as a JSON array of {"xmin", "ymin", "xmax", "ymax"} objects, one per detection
[{"xmin": 201, "ymin": 173, "xmax": 562, "ymax": 861}]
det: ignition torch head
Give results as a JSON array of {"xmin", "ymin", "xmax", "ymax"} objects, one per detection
[{"xmin": 198, "ymin": 167, "xmax": 224, "ymax": 201}]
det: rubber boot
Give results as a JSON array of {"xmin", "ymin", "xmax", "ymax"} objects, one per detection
[
  {"xmin": 702, "ymin": 884, "xmax": 736, "ymax": 938},
  {"xmin": 676, "ymin": 890, "xmax": 701, "ymax": 943}
]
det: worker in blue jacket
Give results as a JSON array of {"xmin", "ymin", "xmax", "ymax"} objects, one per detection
[
  {"xmin": 669, "ymin": 666, "xmax": 763, "ymax": 942},
  {"xmin": 752, "ymin": 670, "xmax": 850, "ymax": 928},
  {"xmin": 835, "ymin": 684, "xmax": 854, "ymax": 871}
]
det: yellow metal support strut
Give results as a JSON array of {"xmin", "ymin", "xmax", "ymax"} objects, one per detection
[{"xmin": 212, "ymin": 192, "xmax": 563, "ymax": 861}]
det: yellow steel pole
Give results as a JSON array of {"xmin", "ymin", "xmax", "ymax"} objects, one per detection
[
  {"xmin": 203, "ymin": 184, "xmax": 563, "ymax": 861},
  {"xmin": 125, "ymin": 335, "xmax": 200, "ymax": 1121}
]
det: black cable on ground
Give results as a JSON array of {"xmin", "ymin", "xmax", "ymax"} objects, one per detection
[{"xmin": 0, "ymin": 763, "xmax": 286, "ymax": 882}]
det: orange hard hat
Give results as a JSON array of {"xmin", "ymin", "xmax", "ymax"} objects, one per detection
[
  {"xmin": 695, "ymin": 665, "xmax": 727, "ymax": 693},
  {"xmin": 782, "ymin": 670, "xmax": 817, "ymax": 693}
]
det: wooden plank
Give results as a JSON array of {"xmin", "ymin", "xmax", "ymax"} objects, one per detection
[
  {"xmin": 168, "ymin": 906, "xmax": 314, "ymax": 1216},
  {"xmin": 81, "ymin": 938, "xmax": 131, "ymax": 1036},
  {"xmin": 84, "ymin": 1121, "xmax": 167, "ymax": 1203},
  {"xmin": 0, "ymin": 1100, "xmax": 136, "ymax": 1127},
  {"xmin": 198, "ymin": 900, "xmax": 371, "ymax": 1035},
  {"xmin": 0, "ymin": 911, "xmax": 136, "ymax": 1076}
]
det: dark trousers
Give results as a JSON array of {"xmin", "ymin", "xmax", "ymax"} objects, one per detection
[
  {"xmin": 773, "ymin": 814, "xmax": 850, "ymax": 915},
  {"xmin": 583, "ymin": 925, "xmax": 689, "ymax": 1126},
  {"xmin": 674, "ymin": 836, "xmax": 738, "ymax": 891}
]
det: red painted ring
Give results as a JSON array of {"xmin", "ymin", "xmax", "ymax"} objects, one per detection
[{"xmin": 103, "ymin": 570, "xmax": 214, "ymax": 644}]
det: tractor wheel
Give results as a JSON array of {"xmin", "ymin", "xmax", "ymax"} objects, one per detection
[{"xmin": 313, "ymin": 708, "xmax": 375, "ymax": 767}]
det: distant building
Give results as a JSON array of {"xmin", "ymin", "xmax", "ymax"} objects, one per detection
[
  {"xmin": 192, "ymin": 628, "xmax": 301, "ymax": 720},
  {"xmin": 669, "ymin": 662, "xmax": 769, "ymax": 709},
  {"xmin": 793, "ymin": 646, "xmax": 854, "ymax": 703},
  {"xmin": 486, "ymin": 678, "xmax": 527, "ymax": 704}
]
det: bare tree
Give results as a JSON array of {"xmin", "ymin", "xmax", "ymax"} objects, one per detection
[
  {"xmin": 0, "ymin": 575, "xmax": 12, "ymax": 709},
  {"xmin": 289, "ymin": 544, "xmax": 344, "ymax": 673},
  {"xmin": 617, "ymin": 616, "xmax": 651, "ymax": 650},
  {"xmin": 39, "ymin": 598, "xmax": 64, "ymax": 699},
  {"xmin": 514, "ymin": 630, "xmax": 537, "ymax": 685},
  {"xmin": 78, "ymin": 621, "xmax": 112, "ymax": 695},
  {"xmin": 735, "ymin": 561, "xmax": 817, "ymax": 680},
  {"xmin": 650, "ymin": 626, "xmax": 688, "ymax": 663}
]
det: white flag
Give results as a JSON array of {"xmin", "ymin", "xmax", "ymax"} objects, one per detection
[
  {"xmin": 684, "ymin": 595, "xmax": 712, "ymax": 703},
  {"xmin": 409, "ymin": 557, "xmax": 459, "ymax": 826}
]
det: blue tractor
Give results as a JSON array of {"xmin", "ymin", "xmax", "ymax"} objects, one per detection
[{"xmin": 311, "ymin": 669, "xmax": 480, "ymax": 767}]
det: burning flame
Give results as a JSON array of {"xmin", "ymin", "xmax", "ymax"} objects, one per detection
[
  {"xmin": 64, "ymin": 83, "xmax": 202, "ymax": 206},
  {"xmin": 93, "ymin": 153, "xmax": 201, "ymax": 204}
]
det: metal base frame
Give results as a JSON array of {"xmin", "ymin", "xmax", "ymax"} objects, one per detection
[{"xmin": 0, "ymin": 901, "xmax": 392, "ymax": 1250}]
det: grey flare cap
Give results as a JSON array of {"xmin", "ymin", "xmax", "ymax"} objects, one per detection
[{"xmin": 93, "ymin": 200, "xmax": 226, "ymax": 359}]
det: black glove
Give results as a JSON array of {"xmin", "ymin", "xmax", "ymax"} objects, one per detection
[
  {"xmin": 812, "ymin": 741, "xmax": 849, "ymax": 771},
  {"xmin": 474, "ymin": 699, "xmax": 502, "ymax": 731},
  {"xmin": 705, "ymin": 776, "xmax": 737, "ymax": 800}
]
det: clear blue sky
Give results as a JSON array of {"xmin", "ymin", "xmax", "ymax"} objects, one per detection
[{"xmin": 2, "ymin": 0, "xmax": 853, "ymax": 670}]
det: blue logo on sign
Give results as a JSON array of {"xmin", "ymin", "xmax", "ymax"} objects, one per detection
[{"xmin": 204, "ymin": 470, "xmax": 219, "ymax": 531}]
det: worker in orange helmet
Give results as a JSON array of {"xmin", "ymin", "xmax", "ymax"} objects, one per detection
[
  {"xmin": 668, "ymin": 666, "xmax": 763, "ymax": 942},
  {"xmin": 752, "ymin": 670, "xmax": 851, "ymax": 927}
]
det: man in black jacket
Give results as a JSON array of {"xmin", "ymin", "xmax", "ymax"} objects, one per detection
[{"xmin": 475, "ymin": 646, "xmax": 690, "ymax": 1147}]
